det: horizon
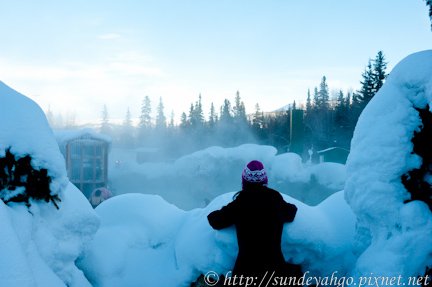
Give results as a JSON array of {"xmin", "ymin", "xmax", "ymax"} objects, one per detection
[{"xmin": 0, "ymin": 1, "xmax": 431, "ymax": 125}]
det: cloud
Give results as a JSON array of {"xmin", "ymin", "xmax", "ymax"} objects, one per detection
[{"xmin": 97, "ymin": 33, "xmax": 121, "ymax": 40}]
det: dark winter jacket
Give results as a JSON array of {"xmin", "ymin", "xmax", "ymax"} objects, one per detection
[{"xmin": 207, "ymin": 185, "xmax": 297, "ymax": 277}]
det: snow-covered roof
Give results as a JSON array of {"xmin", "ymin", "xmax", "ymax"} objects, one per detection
[
  {"xmin": 55, "ymin": 128, "xmax": 111, "ymax": 146},
  {"xmin": 317, "ymin": 147, "xmax": 350, "ymax": 154}
]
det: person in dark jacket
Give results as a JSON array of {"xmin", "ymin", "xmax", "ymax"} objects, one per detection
[{"xmin": 207, "ymin": 160, "xmax": 298, "ymax": 281}]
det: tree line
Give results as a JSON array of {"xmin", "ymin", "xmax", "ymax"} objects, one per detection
[{"xmin": 48, "ymin": 51, "xmax": 388, "ymax": 160}]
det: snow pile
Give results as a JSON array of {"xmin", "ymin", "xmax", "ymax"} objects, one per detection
[
  {"xmin": 345, "ymin": 50, "xmax": 432, "ymax": 278},
  {"xmin": 0, "ymin": 82, "xmax": 67, "ymax": 198},
  {"xmin": 79, "ymin": 191, "xmax": 356, "ymax": 287},
  {"xmin": 0, "ymin": 81, "xmax": 100, "ymax": 287},
  {"xmin": 110, "ymin": 145, "xmax": 346, "ymax": 209}
]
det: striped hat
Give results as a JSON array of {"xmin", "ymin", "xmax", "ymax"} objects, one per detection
[{"xmin": 242, "ymin": 160, "xmax": 268, "ymax": 188}]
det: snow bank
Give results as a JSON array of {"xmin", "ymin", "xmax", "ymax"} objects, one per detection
[
  {"xmin": 79, "ymin": 191, "xmax": 356, "ymax": 287},
  {"xmin": 110, "ymin": 145, "xmax": 346, "ymax": 209},
  {"xmin": 345, "ymin": 50, "xmax": 432, "ymax": 279},
  {"xmin": 0, "ymin": 81, "xmax": 100, "ymax": 286},
  {"xmin": 0, "ymin": 81, "xmax": 67, "ymax": 197}
]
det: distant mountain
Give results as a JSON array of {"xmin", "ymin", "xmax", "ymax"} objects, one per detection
[{"xmin": 273, "ymin": 104, "xmax": 292, "ymax": 112}]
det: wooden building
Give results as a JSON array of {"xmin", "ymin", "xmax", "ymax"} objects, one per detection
[{"xmin": 56, "ymin": 129, "xmax": 111, "ymax": 197}]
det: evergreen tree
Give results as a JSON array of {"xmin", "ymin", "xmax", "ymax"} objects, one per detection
[
  {"xmin": 252, "ymin": 103, "xmax": 263, "ymax": 129},
  {"xmin": 233, "ymin": 91, "xmax": 247, "ymax": 126},
  {"xmin": 188, "ymin": 103, "xmax": 195, "ymax": 127},
  {"xmin": 220, "ymin": 99, "xmax": 233, "ymax": 124},
  {"xmin": 124, "ymin": 107, "xmax": 133, "ymax": 127},
  {"xmin": 372, "ymin": 51, "xmax": 387, "ymax": 94},
  {"xmin": 169, "ymin": 110, "xmax": 175, "ymax": 128},
  {"xmin": 155, "ymin": 97, "xmax": 167, "ymax": 129},
  {"xmin": 425, "ymin": 0, "xmax": 432, "ymax": 29},
  {"xmin": 345, "ymin": 92, "xmax": 351, "ymax": 111},
  {"xmin": 318, "ymin": 76, "xmax": 330, "ymax": 110},
  {"xmin": 100, "ymin": 104, "xmax": 111, "ymax": 135},
  {"xmin": 208, "ymin": 102, "xmax": 218, "ymax": 127},
  {"xmin": 121, "ymin": 107, "xmax": 134, "ymax": 147},
  {"xmin": 139, "ymin": 96, "xmax": 152, "ymax": 128},
  {"xmin": 306, "ymin": 89, "xmax": 312, "ymax": 115},
  {"xmin": 180, "ymin": 112, "xmax": 188, "ymax": 129},
  {"xmin": 194, "ymin": 94, "xmax": 205, "ymax": 127},
  {"xmin": 313, "ymin": 87, "xmax": 319, "ymax": 109},
  {"xmin": 358, "ymin": 60, "xmax": 375, "ymax": 108}
]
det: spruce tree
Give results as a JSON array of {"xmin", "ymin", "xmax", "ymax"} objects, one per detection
[
  {"xmin": 169, "ymin": 110, "xmax": 175, "ymax": 128},
  {"xmin": 155, "ymin": 97, "xmax": 167, "ymax": 129},
  {"xmin": 209, "ymin": 102, "xmax": 218, "ymax": 128},
  {"xmin": 372, "ymin": 51, "xmax": 387, "ymax": 94},
  {"xmin": 426, "ymin": 0, "xmax": 432, "ymax": 29},
  {"xmin": 180, "ymin": 112, "xmax": 188, "ymax": 129},
  {"xmin": 313, "ymin": 87, "xmax": 319, "ymax": 110},
  {"xmin": 121, "ymin": 107, "xmax": 134, "ymax": 147},
  {"xmin": 220, "ymin": 99, "xmax": 232, "ymax": 124},
  {"xmin": 233, "ymin": 91, "xmax": 247, "ymax": 124},
  {"xmin": 139, "ymin": 96, "xmax": 152, "ymax": 128},
  {"xmin": 358, "ymin": 60, "xmax": 375, "ymax": 108},
  {"xmin": 100, "ymin": 104, "xmax": 111, "ymax": 135},
  {"xmin": 306, "ymin": 89, "xmax": 312, "ymax": 115},
  {"xmin": 194, "ymin": 94, "xmax": 205, "ymax": 127},
  {"xmin": 318, "ymin": 76, "xmax": 330, "ymax": 111}
]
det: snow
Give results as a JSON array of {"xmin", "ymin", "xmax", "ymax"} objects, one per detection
[
  {"xmin": 0, "ymin": 81, "xmax": 100, "ymax": 287},
  {"xmin": 109, "ymin": 145, "xmax": 346, "ymax": 209},
  {"xmin": 345, "ymin": 50, "xmax": 432, "ymax": 279},
  {"xmin": 78, "ymin": 191, "xmax": 355, "ymax": 287},
  {"xmin": 0, "ymin": 81, "xmax": 67, "ymax": 197},
  {"xmin": 2, "ymin": 49, "xmax": 431, "ymax": 287},
  {"xmin": 55, "ymin": 128, "xmax": 112, "ymax": 154}
]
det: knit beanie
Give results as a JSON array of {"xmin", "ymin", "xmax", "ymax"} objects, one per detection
[{"xmin": 241, "ymin": 160, "xmax": 268, "ymax": 188}]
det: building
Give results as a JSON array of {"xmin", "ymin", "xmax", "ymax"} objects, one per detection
[
  {"xmin": 317, "ymin": 147, "xmax": 350, "ymax": 164},
  {"xmin": 56, "ymin": 129, "xmax": 111, "ymax": 198}
]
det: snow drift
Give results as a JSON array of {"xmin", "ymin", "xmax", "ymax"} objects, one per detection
[
  {"xmin": 109, "ymin": 145, "xmax": 346, "ymax": 209},
  {"xmin": 78, "ymin": 191, "xmax": 355, "ymax": 287},
  {"xmin": 0, "ymin": 81, "xmax": 99, "ymax": 287},
  {"xmin": 345, "ymin": 50, "xmax": 432, "ymax": 279}
]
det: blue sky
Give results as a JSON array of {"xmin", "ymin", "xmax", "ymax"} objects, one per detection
[{"xmin": 0, "ymin": 0, "xmax": 431, "ymax": 124}]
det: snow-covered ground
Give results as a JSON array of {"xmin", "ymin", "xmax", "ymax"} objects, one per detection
[
  {"xmin": 77, "ymin": 191, "xmax": 355, "ymax": 287},
  {"xmin": 1, "ymin": 49, "xmax": 432, "ymax": 287}
]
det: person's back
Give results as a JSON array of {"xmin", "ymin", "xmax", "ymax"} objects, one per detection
[{"xmin": 207, "ymin": 160, "xmax": 297, "ymax": 279}]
